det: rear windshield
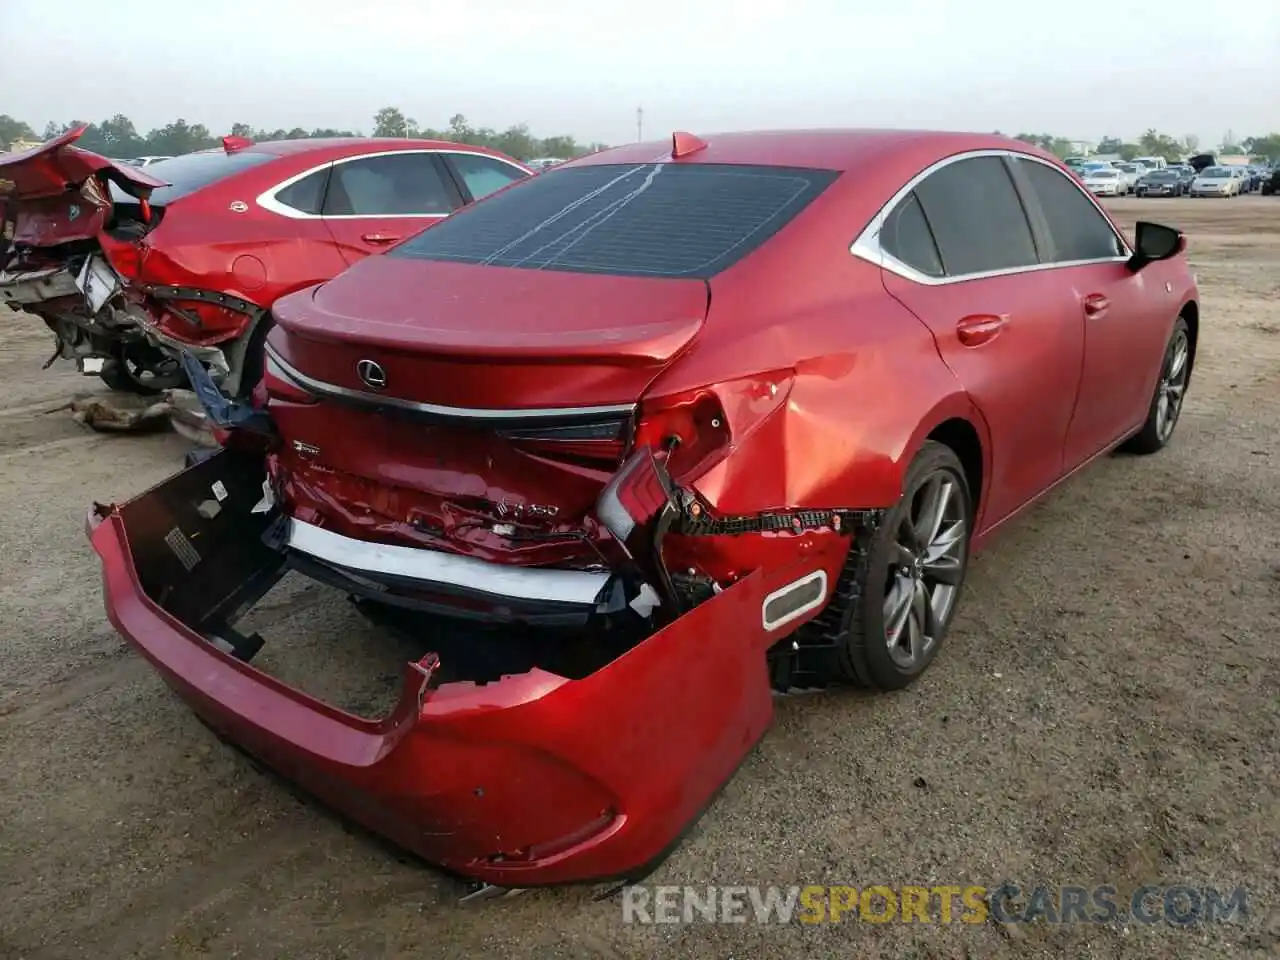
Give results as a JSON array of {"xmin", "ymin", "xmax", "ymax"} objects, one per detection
[
  {"xmin": 390, "ymin": 162, "xmax": 840, "ymax": 279},
  {"xmin": 109, "ymin": 150, "xmax": 274, "ymax": 205}
]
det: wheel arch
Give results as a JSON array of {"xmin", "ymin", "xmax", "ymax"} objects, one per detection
[
  {"xmin": 899, "ymin": 395, "xmax": 992, "ymax": 527},
  {"xmin": 1179, "ymin": 298, "xmax": 1199, "ymax": 381}
]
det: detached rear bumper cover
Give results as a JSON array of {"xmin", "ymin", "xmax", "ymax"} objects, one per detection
[{"xmin": 86, "ymin": 452, "xmax": 786, "ymax": 886}]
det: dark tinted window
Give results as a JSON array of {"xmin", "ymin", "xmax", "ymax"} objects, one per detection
[
  {"xmin": 323, "ymin": 153, "xmax": 453, "ymax": 215},
  {"xmin": 880, "ymin": 191, "xmax": 943, "ymax": 277},
  {"xmin": 913, "ymin": 156, "xmax": 1038, "ymax": 275},
  {"xmin": 1012, "ymin": 158, "xmax": 1124, "ymax": 263},
  {"xmin": 449, "ymin": 153, "xmax": 529, "ymax": 201},
  {"xmin": 274, "ymin": 168, "xmax": 328, "ymax": 214},
  {"xmin": 391, "ymin": 163, "xmax": 839, "ymax": 278},
  {"xmin": 108, "ymin": 150, "xmax": 274, "ymax": 204}
]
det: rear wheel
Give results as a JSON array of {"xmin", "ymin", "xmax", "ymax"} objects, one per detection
[
  {"xmin": 1121, "ymin": 316, "xmax": 1190, "ymax": 455},
  {"xmin": 822, "ymin": 441, "xmax": 973, "ymax": 690}
]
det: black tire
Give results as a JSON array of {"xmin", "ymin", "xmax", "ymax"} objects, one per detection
[
  {"xmin": 822, "ymin": 440, "xmax": 973, "ymax": 690},
  {"xmin": 1121, "ymin": 316, "xmax": 1190, "ymax": 455},
  {"xmin": 97, "ymin": 342, "xmax": 187, "ymax": 395}
]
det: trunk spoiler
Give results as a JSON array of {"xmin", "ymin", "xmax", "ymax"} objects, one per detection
[{"xmin": 0, "ymin": 125, "xmax": 169, "ymax": 202}]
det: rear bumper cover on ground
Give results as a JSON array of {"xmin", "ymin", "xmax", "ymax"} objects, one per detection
[{"xmin": 85, "ymin": 450, "xmax": 811, "ymax": 885}]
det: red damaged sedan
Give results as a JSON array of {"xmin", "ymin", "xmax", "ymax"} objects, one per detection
[
  {"xmin": 0, "ymin": 127, "xmax": 530, "ymax": 395},
  {"xmin": 88, "ymin": 129, "xmax": 1197, "ymax": 888}
]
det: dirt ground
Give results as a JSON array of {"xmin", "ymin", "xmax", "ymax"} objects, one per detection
[{"xmin": 1, "ymin": 197, "xmax": 1278, "ymax": 960}]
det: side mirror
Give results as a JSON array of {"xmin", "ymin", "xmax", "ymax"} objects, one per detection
[{"xmin": 1126, "ymin": 221, "xmax": 1185, "ymax": 272}]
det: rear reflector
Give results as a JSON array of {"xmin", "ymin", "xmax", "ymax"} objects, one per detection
[{"xmin": 761, "ymin": 570, "xmax": 828, "ymax": 631}]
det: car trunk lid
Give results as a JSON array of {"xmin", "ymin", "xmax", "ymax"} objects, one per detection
[
  {"xmin": 0, "ymin": 125, "xmax": 168, "ymax": 251},
  {"xmin": 262, "ymin": 257, "xmax": 707, "ymax": 564}
]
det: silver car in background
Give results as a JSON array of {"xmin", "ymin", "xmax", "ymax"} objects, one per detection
[
  {"xmin": 1081, "ymin": 167, "xmax": 1126, "ymax": 196},
  {"xmin": 1190, "ymin": 166, "xmax": 1242, "ymax": 197}
]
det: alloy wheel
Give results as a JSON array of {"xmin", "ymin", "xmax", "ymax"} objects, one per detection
[
  {"xmin": 882, "ymin": 470, "xmax": 967, "ymax": 669},
  {"xmin": 1156, "ymin": 328, "xmax": 1190, "ymax": 442}
]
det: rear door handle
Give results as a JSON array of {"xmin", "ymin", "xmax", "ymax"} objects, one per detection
[
  {"xmin": 956, "ymin": 313, "xmax": 1009, "ymax": 347},
  {"xmin": 1083, "ymin": 293, "xmax": 1110, "ymax": 319},
  {"xmin": 361, "ymin": 232, "xmax": 402, "ymax": 245}
]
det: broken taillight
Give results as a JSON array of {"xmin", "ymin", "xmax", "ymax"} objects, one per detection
[
  {"xmin": 633, "ymin": 371, "xmax": 794, "ymax": 481},
  {"xmin": 633, "ymin": 388, "xmax": 731, "ymax": 480},
  {"xmin": 596, "ymin": 446, "xmax": 672, "ymax": 545}
]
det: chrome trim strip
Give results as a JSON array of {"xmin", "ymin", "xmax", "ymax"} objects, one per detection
[
  {"xmin": 286, "ymin": 518, "xmax": 612, "ymax": 606},
  {"xmin": 265, "ymin": 342, "xmax": 637, "ymax": 423},
  {"xmin": 255, "ymin": 148, "xmax": 529, "ymax": 220},
  {"xmin": 850, "ymin": 148, "xmax": 1134, "ymax": 287},
  {"xmin": 761, "ymin": 569, "xmax": 829, "ymax": 632}
]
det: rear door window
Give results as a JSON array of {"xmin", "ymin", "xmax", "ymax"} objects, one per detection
[
  {"xmin": 879, "ymin": 192, "xmax": 943, "ymax": 277},
  {"xmin": 1010, "ymin": 157, "xmax": 1125, "ymax": 263},
  {"xmin": 447, "ymin": 153, "xmax": 529, "ymax": 201},
  {"xmin": 913, "ymin": 156, "xmax": 1039, "ymax": 276},
  {"xmin": 322, "ymin": 153, "xmax": 456, "ymax": 216},
  {"xmin": 273, "ymin": 168, "xmax": 329, "ymax": 215},
  {"xmin": 391, "ymin": 162, "xmax": 839, "ymax": 278}
]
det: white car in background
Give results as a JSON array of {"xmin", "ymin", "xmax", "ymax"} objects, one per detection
[
  {"xmin": 1190, "ymin": 166, "xmax": 1241, "ymax": 197},
  {"xmin": 1114, "ymin": 162, "xmax": 1143, "ymax": 193},
  {"xmin": 1081, "ymin": 167, "xmax": 1126, "ymax": 196}
]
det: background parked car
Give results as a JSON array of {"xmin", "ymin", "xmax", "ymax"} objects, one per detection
[
  {"xmin": 1114, "ymin": 162, "xmax": 1143, "ymax": 193},
  {"xmin": 1189, "ymin": 166, "xmax": 1241, "ymax": 197},
  {"xmin": 1135, "ymin": 169, "xmax": 1186, "ymax": 196},
  {"xmin": 1187, "ymin": 153, "xmax": 1218, "ymax": 173},
  {"xmin": 1262, "ymin": 167, "xmax": 1280, "ymax": 195},
  {"xmin": 0, "ymin": 128, "xmax": 531, "ymax": 396},
  {"xmin": 1082, "ymin": 167, "xmax": 1126, "ymax": 196}
]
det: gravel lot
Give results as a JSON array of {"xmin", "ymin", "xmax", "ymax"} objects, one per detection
[{"xmin": 1, "ymin": 197, "xmax": 1277, "ymax": 959}]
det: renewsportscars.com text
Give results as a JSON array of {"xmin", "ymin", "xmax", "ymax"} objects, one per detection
[{"xmin": 621, "ymin": 883, "xmax": 1249, "ymax": 926}]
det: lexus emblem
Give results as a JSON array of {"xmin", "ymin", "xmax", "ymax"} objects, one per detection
[
  {"xmin": 356, "ymin": 359, "xmax": 387, "ymax": 391},
  {"xmin": 68, "ymin": 203, "xmax": 81, "ymax": 220}
]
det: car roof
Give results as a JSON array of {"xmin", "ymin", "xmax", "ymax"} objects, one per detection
[
  {"xmin": 181, "ymin": 137, "xmax": 515, "ymax": 164},
  {"xmin": 565, "ymin": 129, "xmax": 1046, "ymax": 173}
]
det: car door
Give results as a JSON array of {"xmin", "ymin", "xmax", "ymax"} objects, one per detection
[
  {"xmin": 441, "ymin": 151, "xmax": 531, "ymax": 205},
  {"xmin": 1005, "ymin": 155, "xmax": 1169, "ymax": 472},
  {"xmin": 873, "ymin": 154, "xmax": 1086, "ymax": 529},
  {"xmin": 253, "ymin": 162, "xmax": 353, "ymax": 290},
  {"xmin": 320, "ymin": 151, "xmax": 466, "ymax": 264}
]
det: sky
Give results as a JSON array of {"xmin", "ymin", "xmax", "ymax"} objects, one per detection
[{"xmin": 2, "ymin": 0, "xmax": 1276, "ymax": 147}]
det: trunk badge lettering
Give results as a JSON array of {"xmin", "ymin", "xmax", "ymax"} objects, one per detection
[
  {"xmin": 293, "ymin": 440, "xmax": 320, "ymax": 459},
  {"xmin": 356, "ymin": 359, "xmax": 387, "ymax": 391},
  {"xmin": 496, "ymin": 497, "xmax": 559, "ymax": 519}
]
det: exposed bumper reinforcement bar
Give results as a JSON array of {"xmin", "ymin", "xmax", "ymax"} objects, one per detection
[{"xmin": 286, "ymin": 518, "xmax": 613, "ymax": 607}]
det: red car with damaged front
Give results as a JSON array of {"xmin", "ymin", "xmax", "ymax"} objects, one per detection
[
  {"xmin": 0, "ymin": 127, "xmax": 530, "ymax": 396},
  {"xmin": 88, "ymin": 129, "xmax": 1198, "ymax": 888}
]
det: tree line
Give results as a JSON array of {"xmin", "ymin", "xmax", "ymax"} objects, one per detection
[
  {"xmin": 1007, "ymin": 129, "xmax": 1280, "ymax": 162},
  {"xmin": 0, "ymin": 107, "xmax": 609, "ymax": 162},
  {"xmin": 2, "ymin": 110, "xmax": 1276, "ymax": 165}
]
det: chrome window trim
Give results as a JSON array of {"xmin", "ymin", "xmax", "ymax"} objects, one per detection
[
  {"xmin": 850, "ymin": 148, "xmax": 1133, "ymax": 286},
  {"xmin": 265, "ymin": 342, "xmax": 637, "ymax": 423},
  {"xmin": 287, "ymin": 518, "xmax": 612, "ymax": 606},
  {"xmin": 256, "ymin": 148, "xmax": 529, "ymax": 220}
]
